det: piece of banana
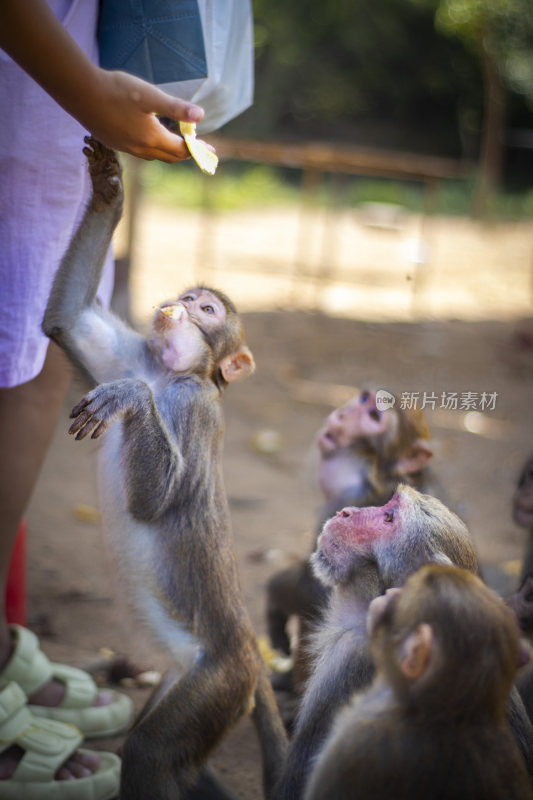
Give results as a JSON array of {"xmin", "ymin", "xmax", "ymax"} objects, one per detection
[
  {"xmin": 179, "ymin": 121, "xmax": 219, "ymax": 175},
  {"xmin": 160, "ymin": 304, "xmax": 184, "ymax": 319}
]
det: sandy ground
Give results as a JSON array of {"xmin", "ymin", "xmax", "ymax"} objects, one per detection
[{"xmin": 24, "ymin": 197, "xmax": 533, "ymax": 797}]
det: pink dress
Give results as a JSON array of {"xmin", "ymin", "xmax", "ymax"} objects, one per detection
[{"xmin": 0, "ymin": 0, "xmax": 114, "ymax": 388}]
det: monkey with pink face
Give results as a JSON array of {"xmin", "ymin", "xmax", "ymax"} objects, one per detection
[
  {"xmin": 266, "ymin": 389, "xmax": 437, "ymax": 693},
  {"xmin": 274, "ymin": 485, "xmax": 533, "ymax": 799}
]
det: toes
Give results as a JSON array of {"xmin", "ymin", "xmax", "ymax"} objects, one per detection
[
  {"xmin": 94, "ymin": 690, "xmax": 113, "ymax": 708},
  {"xmin": 0, "ymin": 745, "xmax": 100, "ymax": 783},
  {"xmin": 71, "ymin": 751, "xmax": 101, "ymax": 770},
  {"xmin": 55, "ymin": 751, "xmax": 101, "ymax": 781}
]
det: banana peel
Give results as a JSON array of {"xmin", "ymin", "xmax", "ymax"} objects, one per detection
[{"xmin": 179, "ymin": 121, "xmax": 218, "ymax": 175}]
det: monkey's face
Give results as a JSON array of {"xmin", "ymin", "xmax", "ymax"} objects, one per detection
[
  {"xmin": 513, "ymin": 458, "xmax": 533, "ymax": 528},
  {"xmin": 147, "ymin": 289, "xmax": 226, "ymax": 375},
  {"xmin": 311, "ymin": 491, "xmax": 403, "ymax": 586},
  {"xmin": 311, "ymin": 484, "xmax": 471, "ymax": 588},
  {"xmin": 317, "ymin": 390, "xmax": 395, "ymax": 456}
]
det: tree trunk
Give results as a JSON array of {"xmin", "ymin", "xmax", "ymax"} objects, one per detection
[{"xmin": 474, "ymin": 32, "xmax": 506, "ymax": 216}]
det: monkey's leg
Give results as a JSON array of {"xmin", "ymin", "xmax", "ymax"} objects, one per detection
[
  {"xmin": 267, "ymin": 562, "xmax": 330, "ymax": 695},
  {"xmin": 119, "ymin": 649, "xmax": 258, "ymax": 800},
  {"xmin": 130, "ymin": 668, "xmax": 240, "ymax": 800},
  {"xmin": 266, "ymin": 564, "xmax": 303, "ymax": 654},
  {"xmin": 185, "ymin": 765, "xmax": 240, "ymax": 800}
]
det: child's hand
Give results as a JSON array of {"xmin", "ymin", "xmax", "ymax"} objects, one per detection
[{"xmin": 84, "ymin": 70, "xmax": 205, "ymax": 164}]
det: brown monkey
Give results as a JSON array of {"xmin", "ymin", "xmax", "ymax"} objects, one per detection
[
  {"xmin": 275, "ymin": 485, "xmax": 533, "ymax": 798},
  {"xmin": 507, "ymin": 576, "xmax": 533, "ymax": 725},
  {"xmin": 508, "ymin": 576, "xmax": 533, "ymax": 644},
  {"xmin": 266, "ymin": 389, "xmax": 435, "ymax": 693},
  {"xmin": 504, "ymin": 455, "xmax": 533, "ymax": 727},
  {"xmin": 306, "ymin": 564, "xmax": 533, "ymax": 800},
  {"xmin": 316, "ymin": 389, "xmax": 435, "ymax": 505},
  {"xmin": 42, "ymin": 139, "xmax": 287, "ymax": 800},
  {"xmin": 513, "ymin": 454, "xmax": 533, "ymax": 580}
]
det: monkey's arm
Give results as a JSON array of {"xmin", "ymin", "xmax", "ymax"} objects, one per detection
[
  {"xmin": 42, "ymin": 140, "xmax": 142, "ymax": 382},
  {"xmin": 70, "ymin": 378, "xmax": 185, "ymax": 519}
]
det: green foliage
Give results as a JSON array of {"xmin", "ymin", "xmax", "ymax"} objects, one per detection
[
  {"xmin": 140, "ymin": 161, "xmax": 300, "ymax": 211},
  {"xmin": 433, "ymin": 0, "xmax": 533, "ymax": 102},
  {"xmin": 138, "ymin": 162, "xmax": 533, "ymax": 220},
  {"xmin": 223, "ymin": 0, "xmax": 483, "ymax": 157}
]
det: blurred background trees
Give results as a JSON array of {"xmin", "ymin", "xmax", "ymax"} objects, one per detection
[{"xmin": 222, "ymin": 0, "xmax": 533, "ymax": 196}]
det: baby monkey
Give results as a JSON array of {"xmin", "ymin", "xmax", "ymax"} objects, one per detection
[
  {"xmin": 43, "ymin": 139, "xmax": 286, "ymax": 799},
  {"xmin": 306, "ymin": 564, "xmax": 533, "ymax": 800}
]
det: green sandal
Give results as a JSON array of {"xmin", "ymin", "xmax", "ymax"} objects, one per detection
[
  {"xmin": 0, "ymin": 681, "xmax": 120, "ymax": 799},
  {"xmin": 0, "ymin": 626, "xmax": 133, "ymax": 739}
]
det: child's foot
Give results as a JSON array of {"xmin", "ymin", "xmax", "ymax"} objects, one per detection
[
  {"xmin": 0, "ymin": 681, "xmax": 121, "ymax": 796},
  {"xmin": 0, "ymin": 743, "xmax": 100, "ymax": 781},
  {"xmin": 0, "ymin": 625, "xmax": 133, "ymax": 739}
]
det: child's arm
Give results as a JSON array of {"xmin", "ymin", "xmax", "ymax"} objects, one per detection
[{"xmin": 0, "ymin": 0, "xmax": 204, "ymax": 163}]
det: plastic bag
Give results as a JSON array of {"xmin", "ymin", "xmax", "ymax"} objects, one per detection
[{"xmin": 98, "ymin": 0, "xmax": 254, "ymax": 134}]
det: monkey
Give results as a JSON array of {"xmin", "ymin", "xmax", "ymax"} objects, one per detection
[
  {"xmin": 506, "ymin": 576, "xmax": 533, "ymax": 725},
  {"xmin": 266, "ymin": 389, "xmax": 436, "ymax": 694},
  {"xmin": 274, "ymin": 484, "xmax": 533, "ymax": 799},
  {"xmin": 502, "ymin": 455, "xmax": 533, "ymax": 726},
  {"xmin": 513, "ymin": 454, "xmax": 533, "ymax": 581},
  {"xmin": 305, "ymin": 564, "xmax": 533, "ymax": 800},
  {"xmin": 316, "ymin": 389, "xmax": 436, "ymax": 507},
  {"xmin": 507, "ymin": 576, "xmax": 533, "ymax": 644},
  {"xmin": 42, "ymin": 138, "xmax": 287, "ymax": 800}
]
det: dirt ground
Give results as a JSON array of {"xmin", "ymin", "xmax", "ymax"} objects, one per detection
[{"xmin": 25, "ymin": 205, "xmax": 533, "ymax": 797}]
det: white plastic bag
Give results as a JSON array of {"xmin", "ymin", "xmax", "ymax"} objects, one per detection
[
  {"xmin": 98, "ymin": 0, "xmax": 254, "ymax": 134},
  {"xmin": 161, "ymin": 0, "xmax": 254, "ymax": 133}
]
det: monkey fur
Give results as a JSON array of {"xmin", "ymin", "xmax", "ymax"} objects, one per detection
[
  {"xmin": 306, "ymin": 564, "xmax": 533, "ymax": 800},
  {"xmin": 42, "ymin": 138, "xmax": 287, "ymax": 800}
]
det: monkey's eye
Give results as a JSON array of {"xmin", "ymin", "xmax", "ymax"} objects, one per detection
[
  {"xmin": 369, "ymin": 409, "xmax": 381, "ymax": 423},
  {"xmin": 181, "ymin": 294, "xmax": 195, "ymax": 303},
  {"xmin": 202, "ymin": 305, "xmax": 215, "ymax": 314},
  {"xmin": 360, "ymin": 391, "xmax": 370, "ymax": 403},
  {"xmin": 384, "ymin": 511, "xmax": 394, "ymax": 523}
]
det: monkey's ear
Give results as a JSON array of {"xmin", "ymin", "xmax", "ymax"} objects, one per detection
[
  {"xmin": 399, "ymin": 623, "xmax": 433, "ymax": 680},
  {"xmin": 396, "ymin": 439, "xmax": 433, "ymax": 476},
  {"xmin": 430, "ymin": 552, "xmax": 453, "ymax": 567},
  {"xmin": 219, "ymin": 346, "xmax": 255, "ymax": 383}
]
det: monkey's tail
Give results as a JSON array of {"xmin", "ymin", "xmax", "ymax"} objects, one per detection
[{"xmin": 252, "ymin": 663, "xmax": 289, "ymax": 799}]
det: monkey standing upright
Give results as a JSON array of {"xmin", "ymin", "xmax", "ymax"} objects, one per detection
[
  {"xmin": 266, "ymin": 388, "xmax": 436, "ymax": 692},
  {"xmin": 42, "ymin": 138, "xmax": 287, "ymax": 800},
  {"xmin": 306, "ymin": 564, "xmax": 533, "ymax": 800},
  {"xmin": 275, "ymin": 485, "xmax": 533, "ymax": 799}
]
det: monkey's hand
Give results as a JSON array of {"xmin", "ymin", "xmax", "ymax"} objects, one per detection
[
  {"xmin": 83, "ymin": 136, "xmax": 123, "ymax": 213},
  {"xmin": 69, "ymin": 379, "xmax": 152, "ymax": 440}
]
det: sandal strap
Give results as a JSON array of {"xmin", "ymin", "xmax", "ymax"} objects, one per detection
[
  {"xmin": 1, "ymin": 626, "xmax": 52, "ymax": 697},
  {"xmin": 44, "ymin": 664, "xmax": 97, "ymax": 709},
  {"xmin": 0, "ymin": 681, "xmax": 83, "ymax": 783},
  {"xmin": 1, "ymin": 626, "xmax": 97, "ymax": 708}
]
